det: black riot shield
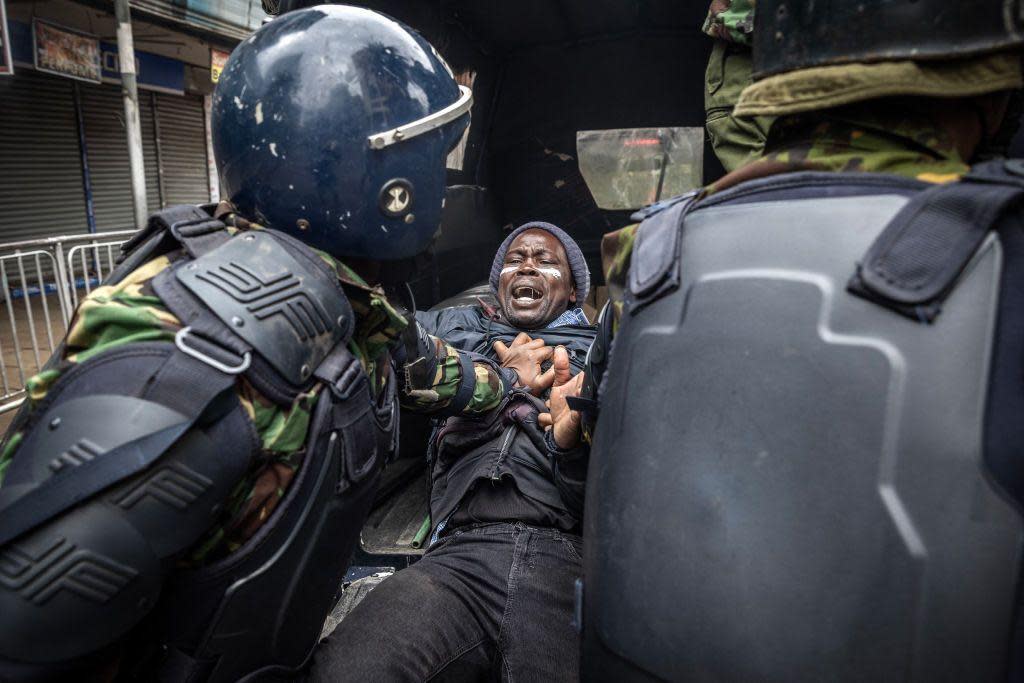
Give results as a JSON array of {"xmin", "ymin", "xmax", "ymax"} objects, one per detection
[{"xmin": 582, "ymin": 171, "xmax": 1024, "ymax": 682}]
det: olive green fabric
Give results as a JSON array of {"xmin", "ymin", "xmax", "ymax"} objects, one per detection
[
  {"xmin": 705, "ymin": 41, "xmax": 774, "ymax": 172},
  {"xmin": 736, "ymin": 52, "xmax": 1024, "ymax": 118}
]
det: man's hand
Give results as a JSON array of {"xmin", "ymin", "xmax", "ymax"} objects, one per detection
[
  {"xmin": 538, "ymin": 346, "xmax": 584, "ymax": 449},
  {"xmin": 494, "ymin": 333, "xmax": 555, "ymax": 397}
]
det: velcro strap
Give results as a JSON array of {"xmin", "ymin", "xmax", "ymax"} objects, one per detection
[
  {"xmin": 314, "ymin": 341, "xmax": 365, "ymax": 400},
  {"xmin": 628, "ymin": 191, "xmax": 699, "ymax": 304},
  {"xmin": 121, "ymin": 205, "xmax": 228, "ymax": 261},
  {"xmin": 452, "ymin": 351, "xmax": 480, "ymax": 413},
  {"xmin": 0, "ymin": 351, "xmax": 236, "ymax": 547},
  {"xmin": 849, "ymin": 159, "xmax": 1024, "ymax": 322}
]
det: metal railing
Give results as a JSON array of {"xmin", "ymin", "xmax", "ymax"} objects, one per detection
[{"xmin": 0, "ymin": 230, "xmax": 137, "ymax": 413}]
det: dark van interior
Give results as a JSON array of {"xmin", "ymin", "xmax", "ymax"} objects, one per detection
[
  {"xmin": 339, "ymin": 0, "xmax": 1024, "ymax": 582},
  {"xmin": 341, "ymin": 0, "xmax": 723, "ymax": 571}
]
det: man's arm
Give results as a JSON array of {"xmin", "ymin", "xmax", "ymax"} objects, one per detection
[{"xmin": 400, "ymin": 320, "xmax": 514, "ymax": 416}]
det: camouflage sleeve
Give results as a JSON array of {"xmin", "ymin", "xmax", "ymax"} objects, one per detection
[
  {"xmin": 702, "ymin": 0, "xmax": 756, "ymax": 45},
  {"xmin": 600, "ymin": 223, "xmax": 639, "ymax": 334},
  {"xmin": 400, "ymin": 329, "xmax": 509, "ymax": 416}
]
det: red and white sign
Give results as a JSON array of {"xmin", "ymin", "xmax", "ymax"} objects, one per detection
[{"xmin": 33, "ymin": 19, "xmax": 101, "ymax": 83}]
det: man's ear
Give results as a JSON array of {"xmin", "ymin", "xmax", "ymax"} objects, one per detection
[{"xmin": 569, "ymin": 287, "xmax": 577, "ymax": 304}]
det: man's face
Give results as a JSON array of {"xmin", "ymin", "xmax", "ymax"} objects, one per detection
[{"xmin": 497, "ymin": 229, "xmax": 576, "ymax": 330}]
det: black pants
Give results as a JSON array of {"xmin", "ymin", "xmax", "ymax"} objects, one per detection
[{"xmin": 307, "ymin": 522, "xmax": 582, "ymax": 682}]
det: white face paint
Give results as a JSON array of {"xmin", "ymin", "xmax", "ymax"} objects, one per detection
[{"xmin": 500, "ymin": 265, "xmax": 563, "ymax": 279}]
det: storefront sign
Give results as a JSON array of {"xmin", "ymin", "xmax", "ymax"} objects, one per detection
[
  {"xmin": 0, "ymin": 0, "xmax": 14, "ymax": 76},
  {"xmin": 100, "ymin": 41, "xmax": 185, "ymax": 95},
  {"xmin": 210, "ymin": 48, "xmax": 229, "ymax": 83},
  {"xmin": 33, "ymin": 19, "xmax": 101, "ymax": 83},
  {"xmin": 10, "ymin": 20, "xmax": 185, "ymax": 94}
]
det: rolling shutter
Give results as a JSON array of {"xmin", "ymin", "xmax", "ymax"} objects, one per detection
[
  {"xmin": 79, "ymin": 83, "xmax": 161, "ymax": 232},
  {"xmin": 155, "ymin": 93, "xmax": 210, "ymax": 206},
  {"xmin": 0, "ymin": 70, "xmax": 87, "ymax": 242}
]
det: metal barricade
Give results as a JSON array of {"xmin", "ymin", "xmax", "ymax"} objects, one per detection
[
  {"xmin": 66, "ymin": 237, "xmax": 134, "ymax": 310},
  {"xmin": 0, "ymin": 230, "xmax": 136, "ymax": 413}
]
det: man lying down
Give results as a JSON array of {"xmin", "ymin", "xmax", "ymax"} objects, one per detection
[{"xmin": 309, "ymin": 222, "xmax": 596, "ymax": 682}]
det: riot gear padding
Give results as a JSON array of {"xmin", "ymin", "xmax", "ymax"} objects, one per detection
[
  {"xmin": 0, "ymin": 346, "xmax": 254, "ymax": 675},
  {"xmin": 212, "ymin": 5, "xmax": 472, "ymax": 260},
  {"xmin": 582, "ymin": 171, "xmax": 1024, "ymax": 681},
  {"xmin": 0, "ymin": 205, "xmax": 397, "ymax": 682},
  {"xmin": 752, "ymin": 0, "xmax": 1024, "ymax": 79}
]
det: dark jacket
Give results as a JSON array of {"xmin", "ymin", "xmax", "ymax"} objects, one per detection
[{"xmin": 416, "ymin": 302, "xmax": 596, "ymax": 537}]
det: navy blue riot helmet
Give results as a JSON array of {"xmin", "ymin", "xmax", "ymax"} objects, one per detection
[{"xmin": 212, "ymin": 5, "xmax": 472, "ymax": 260}]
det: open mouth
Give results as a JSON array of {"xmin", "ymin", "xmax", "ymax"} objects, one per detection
[{"xmin": 513, "ymin": 285, "xmax": 543, "ymax": 304}]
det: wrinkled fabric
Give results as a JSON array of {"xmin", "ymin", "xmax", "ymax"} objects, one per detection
[
  {"xmin": 417, "ymin": 303, "xmax": 596, "ymax": 533},
  {"xmin": 736, "ymin": 52, "xmax": 1024, "ymax": 118},
  {"xmin": 309, "ymin": 523, "xmax": 581, "ymax": 683},
  {"xmin": 416, "ymin": 303, "xmax": 596, "ymax": 370},
  {"xmin": 708, "ymin": 106, "xmax": 972, "ymax": 194},
  {"xmin": 546, "ymin": 306, "xmax": 589, "ymax": 329},
  {"xmin": 706, "ymin": 41, "xmax": 774, "ymax": 172}
]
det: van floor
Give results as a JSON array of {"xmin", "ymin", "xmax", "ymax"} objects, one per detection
[{"xmin": 361, "ymin": 458, "xmax": 430, "ymax": 557}]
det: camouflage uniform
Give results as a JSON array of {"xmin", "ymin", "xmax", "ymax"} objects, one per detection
[
  {"xmin": 0, "ymin": 217, "xmax": 506, "ymax": 565},
  {"xmin": 701, "ymin": 0, "xmax": 755, "ymax": 44},
  {"xmin": 702, "ymin": 0, "xmax": 773, "ymax": 172}
]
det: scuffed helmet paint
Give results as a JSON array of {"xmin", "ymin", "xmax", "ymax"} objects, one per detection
[{"xmin": 212, "ymin": 5, "xmax": 470, "ymax": 260}]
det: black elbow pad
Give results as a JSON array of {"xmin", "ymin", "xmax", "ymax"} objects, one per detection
[{"xmin": 0, "ymin": 345, "xmax": 255, "ymax": 677}]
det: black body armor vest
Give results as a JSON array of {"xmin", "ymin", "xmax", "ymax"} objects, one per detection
[
  {"xmin": 0, "ymin": 206, "xmax": 397, "ymax": 682},
  {"xmin": 582, "ymin": 165, "xmax": 1024, "ymax": 681}
]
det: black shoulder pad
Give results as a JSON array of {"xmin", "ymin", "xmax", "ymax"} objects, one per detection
[
  {"xmin": 0, "ymin": 344, "xmax": 255, "ymax": 671},
  {"xmin": 176, "ymin": 230, "xmax": 354, "ymax": 384}
]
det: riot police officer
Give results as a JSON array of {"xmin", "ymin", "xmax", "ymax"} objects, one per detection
[
  {"xmin": 581, "ymin": 2, "xmax": 1024, "ymax": 680},
  {"xmin": 0, "ymin": 6, "xmax": 514, "ymax": 681}
]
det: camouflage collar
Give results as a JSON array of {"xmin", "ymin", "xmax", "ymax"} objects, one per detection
[
  {"xmin": 315, "ymin": 255, "xmax": 407, "ymax": 361},
  {"xmin": 707, "ymin": 108, "xmax": 971, "ymax": 196}
]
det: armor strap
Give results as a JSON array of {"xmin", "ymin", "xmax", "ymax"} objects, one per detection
[
  {"xmin": 0, "ymin": 349, "xmax": 237, "ymax": 547},
  {"xmin": 110, "ymin": 205, "xmax": 229, "ymax": 289},
  {"xmin": 120, "ymin": 205, "xmax": 228, "ymax": 261},
  {"xmin": 627, "ymin": 191, "xmax": 700, "ymax": 308},
  {"xmin": 849, "ymin": 159, "xmax": 1024, "ymax": 322},
  {"xmin": 452, "ymin": 350, "xmax": 478, "ymax": 413}
]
